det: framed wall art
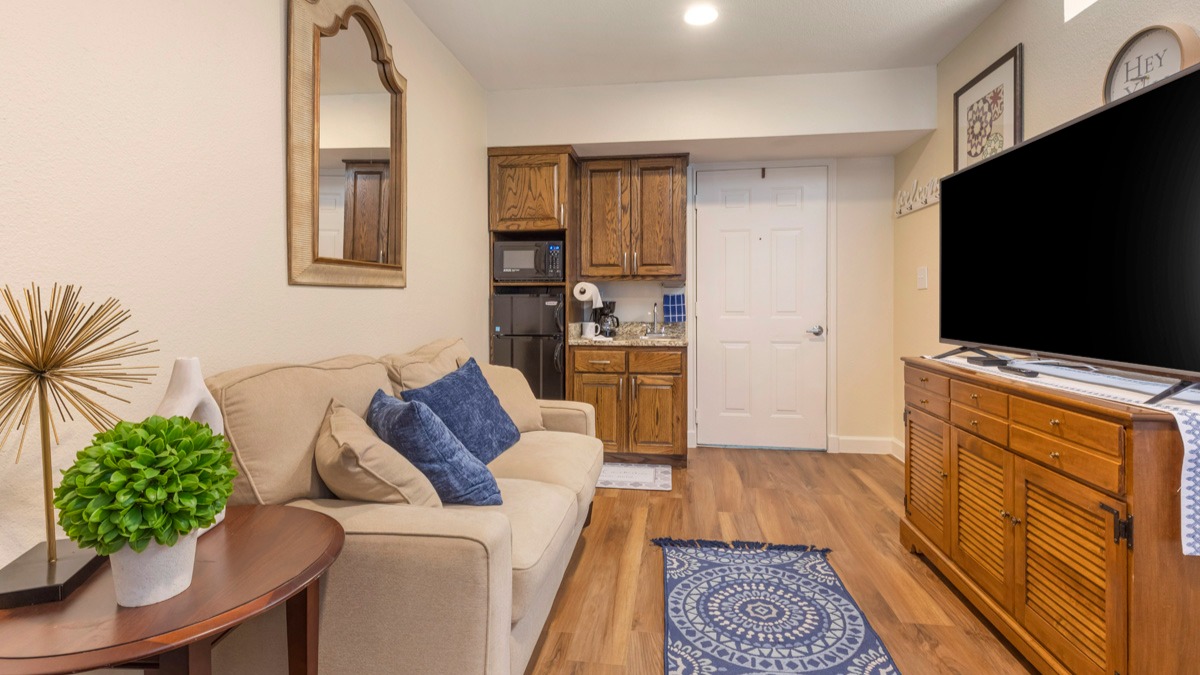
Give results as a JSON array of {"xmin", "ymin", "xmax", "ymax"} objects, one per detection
[{"xmin": 954, "ymin": 44, "xmax": 1024, "ymax": 171}]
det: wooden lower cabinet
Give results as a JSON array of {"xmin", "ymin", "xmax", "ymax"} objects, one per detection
[
  {"xmin": 570, "ymin": 346, "xmax": 686, "ymax": 463},
  {"xmin": 900, "ymin": 357, "xmax": 1197, "ymax": 675}
]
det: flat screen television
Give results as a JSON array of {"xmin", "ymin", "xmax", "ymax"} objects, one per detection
[{"xmin": 940, "ymin": 63, "xmax": 1200, "ymax": 379}]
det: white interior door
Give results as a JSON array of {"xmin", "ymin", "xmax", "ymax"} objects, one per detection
[{"xmin": 696, "ymin": 167, "xmax": 828, "ymax": 449}]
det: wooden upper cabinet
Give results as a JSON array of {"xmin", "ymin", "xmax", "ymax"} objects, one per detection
[
  {"xmin": 630, "ymin": 157, "xmax": 686, "ymax": 277},
  {"xmin": 1014, "ymin": 461, "xmax": 1128, "ymax": 675},
  {"xmin": 579, "ymin": 154, "xmax": 687, "ymax": 280},
  {"xmin": 343, "ymin": 161, "xmax": 391, "ymax": 263},
  {"xmin": 489, "ymin": 149, "xmax": 574, "ymax": 231},
  {"xmin": 579, "ymin": 159, "xmax": 629, "ymax": 277}
]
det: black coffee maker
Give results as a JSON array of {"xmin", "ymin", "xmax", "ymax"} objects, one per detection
[{"xmin": 594, "ymin": 301, "xmax": 620, "ymax": 338}]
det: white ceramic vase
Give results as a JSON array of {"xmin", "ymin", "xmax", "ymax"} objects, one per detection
[{"xmin": 109, "ymin": 531, "xmax": 199, "ymax": 607}]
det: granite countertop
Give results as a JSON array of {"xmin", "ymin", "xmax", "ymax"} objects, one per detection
[{"xmin": 568, "ymin": 322, "xmax": 687, "ymax": 347}]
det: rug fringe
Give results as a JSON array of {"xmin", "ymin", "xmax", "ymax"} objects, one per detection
[{"xmin": 651, "ymin": 537, "xmax": 830, "ymax": 554}]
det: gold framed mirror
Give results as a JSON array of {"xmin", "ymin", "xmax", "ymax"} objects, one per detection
[{"xmin": 288, "ymin": 0, "xmax": 407, "ymax": 287}]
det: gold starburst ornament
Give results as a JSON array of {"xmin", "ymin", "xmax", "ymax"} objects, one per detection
[{"xmin": 0, "ymin": 284, "xmax": 156, "ymax": 563}]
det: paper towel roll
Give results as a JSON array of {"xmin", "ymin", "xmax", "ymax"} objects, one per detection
[{"xmin": 573, "ymin": 282, "xmax": 603, "ymax": 308}]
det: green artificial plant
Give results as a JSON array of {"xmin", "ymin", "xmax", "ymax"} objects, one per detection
[{"xmin": 53, "ymin": 415, "xmax": 236, "ymax": 555}]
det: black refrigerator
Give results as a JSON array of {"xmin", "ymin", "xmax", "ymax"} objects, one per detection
[{"xmin": 491, "ymin": 293, "xmax": 565, "ymax": 400}]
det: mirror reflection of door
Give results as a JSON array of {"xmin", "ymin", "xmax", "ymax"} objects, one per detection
[{"xmin": 317, "ymin": 17, "xmax": 392, "ymax": 264}]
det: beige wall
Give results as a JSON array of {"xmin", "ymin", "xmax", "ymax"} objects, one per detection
[
  {"xmin": 0, "ymin": 0, "xmax": 487, "ymax": 568},
  {"xmin": 892, "ymin": 0, "xmax": 1200, "ymax": 440}
]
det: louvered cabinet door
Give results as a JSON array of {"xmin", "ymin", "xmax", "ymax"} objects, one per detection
[
  {"xmin": 1015, "ymin": 461, "xmax": 1128, "ymax": 675},
  {"xmin": 949, "ymin": 430, "xmax": 1015, "ymax": 610},
  {"xmin": 905, "ymin": 407, "xmax": 950, "ymax": 551}
]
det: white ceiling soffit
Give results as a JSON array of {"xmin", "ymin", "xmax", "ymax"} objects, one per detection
[
  {"xmin": 403, "ymin": 0, "xmax": 1005, "ymax": 91},
  {"xmin": 573, "ymin": 131, "xmax": 932, "ymax": 163}
]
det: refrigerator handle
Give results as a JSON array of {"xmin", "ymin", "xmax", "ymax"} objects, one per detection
[
  {"xmin": 555, "ymin": 294, "xmax": 565, "ymax": 332},
  {"xmin": 553, "ymin": 340, "xmax": 564, "ymax": 373}
]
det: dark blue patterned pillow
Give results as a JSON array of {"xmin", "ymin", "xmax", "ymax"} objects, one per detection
[
  {"xmin": 365, "ymin": 390, "xmax": 501, "ymax": 506},
  {"xmin": 400, "ymin": 358, "xmax": 520, "ymax": 464}
]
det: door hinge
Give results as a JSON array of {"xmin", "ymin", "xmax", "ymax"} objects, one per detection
[{"xmin": 1100, "ymin": 504, "xmax": 1133, "ymax": 549}]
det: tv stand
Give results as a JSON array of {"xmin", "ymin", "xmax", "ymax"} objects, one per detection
[
  {"xmin": 1145, "ymin": 379, "xmax": 1199, "ymax": 405},
  {"xmin": 933, "ymin": 345, "xmax": 1007, "ymax": 366}
]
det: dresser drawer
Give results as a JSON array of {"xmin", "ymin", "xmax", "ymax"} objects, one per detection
[
  {"xmin": 628, "ymin": 350, "xmax": 683, "ymax": 374},
  {"xmin": 951, "ymin": 403, "xmax": 1008, "ymax": 446},
  {"xmin": 906, "ymin": 385, "xmax": 949, "ymax": 419},
  {"xmin": 1011, "ymin": 398, "xmax": 1124, "ymax": 457},
  {"xmin": 905, "ymin": 367, "xmax": 950, "ymax": 397},
  {"xmin": 1010, "ymin": 426, "xmax": 1124, "ymax": 494},
  {"xmin": 950, "ymin": 380, "xmax": 1009, "ymax": 418},
  {"xmin": 573, "ymin": 350, "xmax": 626, "ymax": 373}
]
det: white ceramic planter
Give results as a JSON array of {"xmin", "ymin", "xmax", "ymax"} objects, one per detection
[{"xmin": 109, "ymin": 530, "xmax": 199, "ymax": 607}]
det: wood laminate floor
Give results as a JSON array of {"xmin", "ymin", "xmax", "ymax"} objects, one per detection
[{"xmin": 527, "ymin": 447, "xmax": 1034, "ymax": 674}]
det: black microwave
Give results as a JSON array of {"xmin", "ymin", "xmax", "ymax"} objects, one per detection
[{"xmin": 493, "ymin": 241, "xmax": 564, "ymax": 282}]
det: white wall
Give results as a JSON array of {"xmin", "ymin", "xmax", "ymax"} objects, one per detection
[
  {"xmin": 0, "ymin": 0, "xmax": 487, "ymax": 568},
  {"xmin": 488, "ymin": 67, "xmax": 937, "ymax": 147},
  {"xmin": 892, "ymin": 0, "xmax": 1200, "ymax": 441}
]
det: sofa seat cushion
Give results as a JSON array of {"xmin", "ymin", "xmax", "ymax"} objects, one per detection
[
  {"xmin": 487, "ymin": 431, "xmax": 603, "ymax": 515},
  {"xmin": 207, "ymin": 355, "xmax": 391, "ymax": 505},
  {"xmin": 447, "ymin": 478, "xmax": 577, "ymax": 623}
]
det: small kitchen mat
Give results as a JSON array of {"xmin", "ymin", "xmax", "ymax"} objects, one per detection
[{"xmin": 597, "ymin": 463, "xmax": 672, "ymax": 491}]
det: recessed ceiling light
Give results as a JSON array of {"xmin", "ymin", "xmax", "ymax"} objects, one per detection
[{"xmin": 684, "ymin": 4, "xmax": 718, "ymax": 26}]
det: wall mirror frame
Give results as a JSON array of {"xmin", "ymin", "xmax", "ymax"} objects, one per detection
[{"xmin": 288, "ymin": 0, "xmax": 407, "ymax": 287}]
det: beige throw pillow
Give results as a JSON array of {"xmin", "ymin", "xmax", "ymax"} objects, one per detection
[
  {"xmin": 381, "ymin": 337, "xmax": 472, "ymax": 391},
  {"xmin": 314, "ymin": 400, "xmax": 442, "ymax": 507},
  {"xmin": 479, "ymin": 364, "xmax": 545, "ymax": 433}
]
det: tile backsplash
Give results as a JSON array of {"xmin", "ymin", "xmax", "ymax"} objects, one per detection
[{"xmin": 589, "ymin": 281, "xmax": 687, "ymax": 323}]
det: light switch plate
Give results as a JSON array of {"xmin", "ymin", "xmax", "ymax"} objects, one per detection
[{"xmin": 917, "ymin": 266, "xmax": 929, "ymax": 290}]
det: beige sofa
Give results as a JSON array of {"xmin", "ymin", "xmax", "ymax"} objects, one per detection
[{"xmin": 205, "ymin": 340, "xmax": 602, "ymax": 675}]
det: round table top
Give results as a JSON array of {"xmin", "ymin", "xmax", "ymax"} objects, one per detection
[{"xmin": 0, "ymin": 505, "xmax": 344, "ymax": 674}]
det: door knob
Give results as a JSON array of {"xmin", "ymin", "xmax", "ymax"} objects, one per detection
[{"xmin": 806, "ymin": 325, "xmax": 825, "ymax": 337}]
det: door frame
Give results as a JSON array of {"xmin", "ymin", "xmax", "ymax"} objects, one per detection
[{"xmin": 686, "ymin": 159, "xmax": 838, "ymax": 450}]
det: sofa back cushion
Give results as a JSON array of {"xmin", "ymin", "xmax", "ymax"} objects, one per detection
[
  {"xmin": 380, "ymin": 337, "xmax": 472, "ymax": 391},
  {"xmin": 479, "ymin": 364, "xmax": 545, "ymax": 433},
  {"xmin": 206, "ymin": 355, "xmax": 391, "ymax": 505}
]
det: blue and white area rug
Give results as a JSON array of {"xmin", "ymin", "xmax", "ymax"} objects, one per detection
[{"xmin": 653, "ymin": 539, "xmax": 899, "ymax": 674}]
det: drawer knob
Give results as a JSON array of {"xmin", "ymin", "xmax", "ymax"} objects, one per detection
[
  {"xmin": 919, "ymin": 376, "xmax": 929, "ymax": 383},
  {"xmin": 1049, "ymin": 451, "xmax": 1061, "ymax": 460},
  {"xmin": 920, "ymin": 399, "xmax": 930, "ymax": 405},
  {"xmin": 940, "ymin": 472, "xmax": 949, "ymax": 479},
  {"xmin": 1049, "ymin": 418, "xmax": 1062, "ymax": 427},
  {"xmin": 970, "ymin": 393, "xmax": 980, "ymax": 400},
  {"xmin": 999, "ymin": 510, "xmax": 1011, "ymax": 519},
  {"xmin": 1010, "ymin": 516, "xmax": 1022, "ymax": 526},
  {"xmin": 970, "ymin": 419, "xmax": 979, "ymax": 427}
]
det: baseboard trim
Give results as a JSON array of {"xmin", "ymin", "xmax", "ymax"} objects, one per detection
[
  {"xmin": 826, "ymin": 435, "xmax": 896, "ymax": 455},
  {"xmin": 891, "ymin": 438, "xmax": 904, "ymax": 462}
]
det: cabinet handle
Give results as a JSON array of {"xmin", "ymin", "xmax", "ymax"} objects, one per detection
[
  {"xmin": 589, "ymin": 360, "xmax": 611, "ymax": 364},
  {"xmin": 624, "ymin": 251, "xmax": 628, "ymax": 272},
  {"xmin": 969, "ymin": 419, "xmax": 979, "ymax": 427},
  {"xmin": 970, "ymin": 393, "xmax": 980, "ymax": 400},
  {"xmin": 1049, "ymin": 451, "xmax": 1061, "ymax": 460},
  {"xmin": 560, "ymin": 203, "xmax": 565, "ymax": 224},
  {"xmin": 633, "ymin": 376, "xmax": 638, "ymax": 399},
  {"xmin": 618, "ymin": 377, "xmax": 623, "ymax": 401},
  {"xmin": 919, "ymin": 376, "xmax": 929, "ymax": 383},
  {"xmin": 940, "ymin": 472, "xmax": 949, "ymax": 479},
  {"xmin": 634, "ymin": 251, "xmax": 639, "ymax": 273},
  {"xmin": 1049, "ymin": 418, "xmax": 1062, "ymax": 427},
  {"xmin": 919, "ymin": 399, "xmax": 929, "ymax": 405},
  {"xmin": 999, "ymin": 510, "xmax": 1011, "ymax": 519},
  {"xmin": 1010, "ymin": 516, "xmax": 1022, "ymax": 526}
]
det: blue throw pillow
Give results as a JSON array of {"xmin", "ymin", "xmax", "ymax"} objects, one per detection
[
  {"xmin": 365, "ymin": 390, "xmax": 501, "ymax": 506},
  {"xmin": 400, "ymin": 358, "xmax": 520, "ymax": 464}
]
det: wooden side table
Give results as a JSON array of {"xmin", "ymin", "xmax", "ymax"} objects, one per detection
[{"xmin": 0, "ymin": 505, "xmax": 344, "ymax": 675}]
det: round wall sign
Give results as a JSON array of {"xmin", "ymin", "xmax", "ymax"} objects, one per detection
[{"xmin": 1105, "ymin": 24, "xmax": 1200, "ymax": 103}]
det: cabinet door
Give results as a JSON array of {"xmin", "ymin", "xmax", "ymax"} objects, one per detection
[
  {"xmin": 579, "ymin": 159, "xmax": 630, "ymax": 277},
  {"xmin": 629, "ymin": 157, "xmax": 686, "ymax": 277},
  {"xmin": 629, "ymin": 374, "xmax": 685, "ymax": 456},
  {"xmin": 573, "ymin": 373, "xmax": 625, "ymax": 452},
  {"xmin": 949, "ymin": 430, "xmax": 1015, "ymax": 611},
  {"xmin": 905, "ymin": 407, "xmax": 950, "ymax": 551},
  {"xmin": 1014, "ymin": 461, "xmax": 1128, "ymax": 675},
  {"xmin": 489, "ymin": 153, "xmax": 570, "ymax": 231},
  {"xmin": 343, "ymin": 161, "xmax": 390, "ymax": 263}
]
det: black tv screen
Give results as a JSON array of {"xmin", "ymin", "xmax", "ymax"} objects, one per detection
[{"xmin": 940, "ymin": 64, "xmax": 1200, "ymax": 377}]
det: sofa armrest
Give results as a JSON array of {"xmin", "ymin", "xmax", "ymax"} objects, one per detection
[
  {"xmin": 215, "ymin": 500, "xmax": 512, "ymax": 675},
  {"xmin": 538, "ymin": 400, "xmax": 595, "ymax": 436}
]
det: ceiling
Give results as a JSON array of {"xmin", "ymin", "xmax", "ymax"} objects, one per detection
[{"xmin": 402, "ymin": 0, "xmax": 1004, "ymax": 91}]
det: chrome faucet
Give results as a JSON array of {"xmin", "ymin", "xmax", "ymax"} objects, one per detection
[{"xmin": 646, "ymin": 302, "xmax": 666, "ymax": 338}]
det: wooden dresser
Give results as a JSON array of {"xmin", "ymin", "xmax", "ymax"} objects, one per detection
[{"xmin": 901, "ymin": 357, "xmax": 1200, "ymax": 675}]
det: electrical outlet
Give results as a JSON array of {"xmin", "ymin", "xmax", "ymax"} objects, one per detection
[{"xmin": 917, "ymin": 266, "xmax": 928, "ymax": 290}]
